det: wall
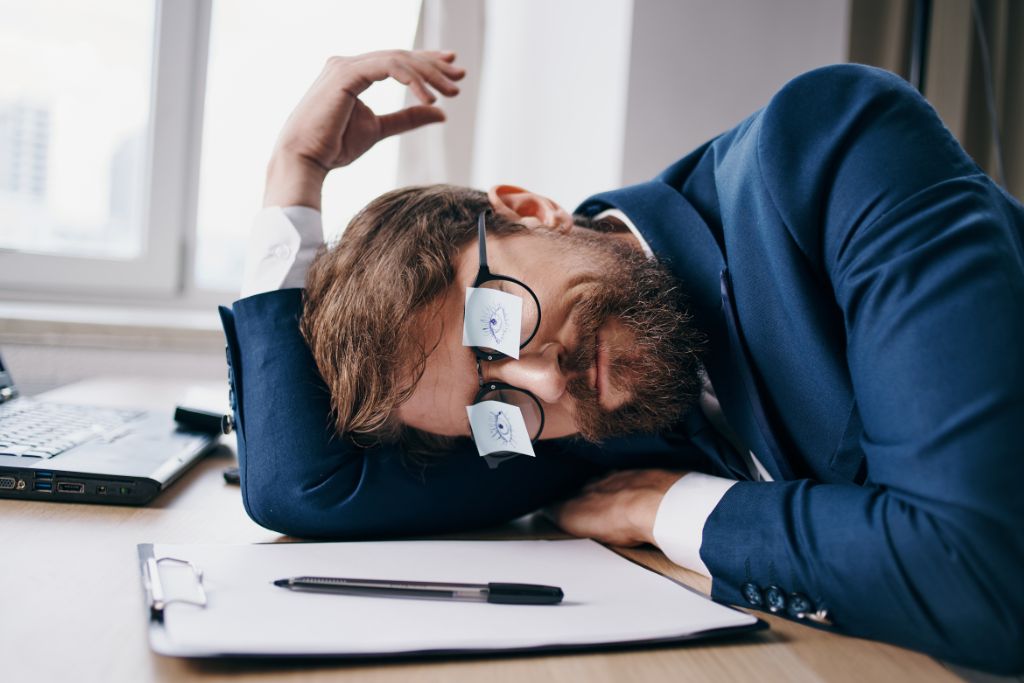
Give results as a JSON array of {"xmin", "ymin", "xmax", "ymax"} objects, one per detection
[
  {"xmin": 471, "ymin": 0, "xmax": 634, "ymax": 210},
  {"xmin": 1, "ymin": 344, "xmax": 223, "ymax": 397},
  {"xmin": 0, "ymin": 310, "xmax": 223, "ymax": 396},
  {"xmin": 621, "ymin": 0, "xmax": 850, "ymax": 184},
  {"xmin": 465, "ymin": 0, "xmax": 851, "ymax": 204}
]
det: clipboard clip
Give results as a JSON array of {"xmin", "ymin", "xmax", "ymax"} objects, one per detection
[{"xmin": 143, "ymin": 556, "xmax": 208, "ymax": 620}]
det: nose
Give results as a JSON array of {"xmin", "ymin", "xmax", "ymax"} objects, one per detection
[{"xmin": 489, "ymin": 343, "xmax": 567, "ymax": 404}]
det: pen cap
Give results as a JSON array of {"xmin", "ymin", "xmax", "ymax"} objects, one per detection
[{"xmin": 486, "ymin": 583, "xmax": 564, "ymax": 605}]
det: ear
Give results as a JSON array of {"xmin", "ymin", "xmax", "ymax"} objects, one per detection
[{"xmin": 487, "ymin": 185, "xmax": 574, "ymax": 232}]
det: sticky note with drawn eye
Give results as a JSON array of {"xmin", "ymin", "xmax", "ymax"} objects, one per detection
[
  {"xmin": 465, "ymin": 400, "xmax": 536, "ymax": 458},
  {"xmin": 462, "ymin": 287, "xmax": 523, "ymax": 359}
]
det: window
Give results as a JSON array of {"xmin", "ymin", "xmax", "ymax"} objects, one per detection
[
  {"xmin": 0, "ymin": 0, "xmax": 421, "ymax": 300},
  {"xmin": 0, "ymin": 0, "xmax": 154, "ymax": 260}
]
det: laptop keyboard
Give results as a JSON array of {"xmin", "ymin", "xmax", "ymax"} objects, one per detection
[{"xmin": 0, "ymin": 400, "xmax": 144, "ymax": 459}]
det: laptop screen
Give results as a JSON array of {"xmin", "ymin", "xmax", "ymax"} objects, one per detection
[{"xmin": 0, "ymin": 348, "xmax": 17, "ymax": 399}]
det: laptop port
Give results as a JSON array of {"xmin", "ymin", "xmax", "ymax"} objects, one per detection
[
  {"xmin": 0, "ymin": 475, "xmax": 17, "ymax": 490},
  {"xmin": 33, "ymin": 481, "xmax": 53, "ymax": 492},
  {"xmin": 56, "ymin": 482, "xmax": 85, "ymax": 494},
  {"xmin": 35, "ymin": 471, "xmax": 54, "ymax": 479}
]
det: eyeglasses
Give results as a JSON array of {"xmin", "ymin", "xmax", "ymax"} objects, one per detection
[{"xmin": 464, "ymin": 211, "xmax": 545, "ymax": 459}]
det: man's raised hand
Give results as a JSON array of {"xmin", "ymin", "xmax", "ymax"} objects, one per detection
[{"xmin": 264, "ymin": 50, "xmax": 464, "ymax": 209}]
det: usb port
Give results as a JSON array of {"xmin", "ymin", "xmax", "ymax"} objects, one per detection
[
  {"xmin": 34, "ymin": 481, "xmax": 53, "ymax": 492},
  {"xmin": 57, "ymin": 482, "xmax": 85, "ymax": 494},
  {"xmin": 35, "ymin": 471, "xmax": 54, "ymax": 479}
]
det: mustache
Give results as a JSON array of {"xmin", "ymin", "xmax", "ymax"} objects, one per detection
[
  {"xmin": 561, "ymin": 283, "xmax": 614, "ymax": 384},
  {"xmin": 563, "ymin": 326, "xmax": 599, "ymax": 376},
  {"xmin": 561, "ymin": 251, "xmax": 705, "ymax": 442},
  {"xmin": 560, "ymin": 290, "xmax": 614, "ymax": 411},
  {"xmin": 564, "ymin": 332, "xmax": 600, "ymax": 410}
]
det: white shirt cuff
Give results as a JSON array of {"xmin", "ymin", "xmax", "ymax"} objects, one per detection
[
  {"xmin": 652, "ymin": 471, "xmax": 737, "ymax": 577},
  {"xmin": 239, "ymin": 206, "xmax": 324, "ymax": 299}
]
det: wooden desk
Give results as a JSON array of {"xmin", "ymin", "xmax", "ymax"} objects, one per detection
[{"xmin": 0, "ymin": 378, "xmax": 970, "ymax": 683}]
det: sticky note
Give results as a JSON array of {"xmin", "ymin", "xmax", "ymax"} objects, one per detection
[
  {"xmin": 466, "ymin": 401, "xmax": 536, "ymax": 458},
  {"xmin": 462, "ymin": 287, "xmax": 523, "ymax": 359}
]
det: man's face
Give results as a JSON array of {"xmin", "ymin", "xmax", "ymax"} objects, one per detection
[{"xmin": 397, "ymin": 223, "xmax": 703, "ymax": 442}]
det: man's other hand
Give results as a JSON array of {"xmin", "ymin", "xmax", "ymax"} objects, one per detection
[
  {"xmin": 265, "ymin": 50, "xmax": 465, "ymax": 209},
  {"xmin": 545, "ymin": 469, "xmax": 687, "ymax": 547}
]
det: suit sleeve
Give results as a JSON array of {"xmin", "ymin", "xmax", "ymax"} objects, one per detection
[
  {"xmin": 700, "ymin": 65, "xmax": 1024, "ymax": 673},
  {"xmin": 221, "ymin": 288, "xmax": 600, "ymax": 539}
]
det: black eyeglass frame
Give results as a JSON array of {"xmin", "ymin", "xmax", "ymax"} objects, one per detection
[
  {"xmin": 471, "ymin": 359, "xmax": 546, "ymax": 443},
  {"xmin": 467, "ymin": 211, "xmax": 546, "ymax": 444},
  {"xmin": 470, "ymin": 211, "xmax": 543, "ymax": 362}
]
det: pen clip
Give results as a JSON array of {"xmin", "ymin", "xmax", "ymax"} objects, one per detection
[{"xmin": 143, "ymin": 556, "xmax": 208, "ymax": 620}]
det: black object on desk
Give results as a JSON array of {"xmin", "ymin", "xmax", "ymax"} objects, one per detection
[
  {"xmin": 173, "ymin": 406, "xmax": 230, "ymax": 435},
  {"xmin": 222, "ymin": 466, "xmax": 240, "ymax": 484},
  {"xmin": 274, "ymin": 576, "xmax": 564, "ymax": 605}
]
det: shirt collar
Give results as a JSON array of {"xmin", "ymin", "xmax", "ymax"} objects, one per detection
[{"xmin": 593, "ymin": 208, "xmax": 655, "ymax": 260}]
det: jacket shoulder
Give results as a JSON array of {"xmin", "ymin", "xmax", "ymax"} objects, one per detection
[
  {"xmin": 755, "ymin": 64, "xmax": 978, "ymax": 267},
  {"xmin": 762, "ymin": 64, "xmax": 926, "ymax": 130}
]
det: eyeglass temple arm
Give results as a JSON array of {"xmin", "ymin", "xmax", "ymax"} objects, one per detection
[{"xmin": 477, "ymin": 211, "xmax": 490, "ymax": 272}]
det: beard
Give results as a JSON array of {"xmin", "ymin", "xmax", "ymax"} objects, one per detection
[{"xmin": 550, "ymin": 227, "xmax": 705, "ymax": 442}]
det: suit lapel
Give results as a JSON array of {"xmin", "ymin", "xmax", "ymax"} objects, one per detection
[{"xmin": 578, "ymin": 181, "xmax": 794, "ymax": 481}]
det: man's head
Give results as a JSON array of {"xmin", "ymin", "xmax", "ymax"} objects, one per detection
[{"xmin": 302, "ymin": 184, "xmax": 704, "ymax": 451}]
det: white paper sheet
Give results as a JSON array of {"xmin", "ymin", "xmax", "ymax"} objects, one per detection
[
  {"xmin": 145, "ymin": 539, "xmax": 758, "ymax": 657},
  {"xmin": 463, "ymin": 287, "xmax": 523, "ymax": 359},
  {"xmin": 466, "ymin": 400, "xmax": 536, "ymax": 458}
]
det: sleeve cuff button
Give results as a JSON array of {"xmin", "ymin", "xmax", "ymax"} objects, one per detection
[
  {"xmin": 765, "ymin": 585, "xmax": 787, "ymax": 613},
  {"xmin": 741, "ymin": 582, "xmax": 764, "ymax": 607},
  {"xmin": 787, "ymin": 592, "xmax": 813, "ymax": 618}
]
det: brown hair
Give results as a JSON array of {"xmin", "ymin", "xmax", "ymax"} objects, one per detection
[{"xmin": 301, "ymin": 185, "xmax": 526, "ymax": 447}]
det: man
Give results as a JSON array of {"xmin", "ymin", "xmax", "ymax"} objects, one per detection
[{"xmin": 221, "ymin": 50, "xmax": 1024, "ymax": 672}]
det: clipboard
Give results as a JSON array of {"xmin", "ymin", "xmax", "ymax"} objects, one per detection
[{"xmin": 138, "ymin": 539, "xmax": 766, "ymax": 659}]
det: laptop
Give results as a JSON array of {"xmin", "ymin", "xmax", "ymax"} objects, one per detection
[{"xmin": 0, "ymin": 348, "xmax": 217, "ymax": 505}]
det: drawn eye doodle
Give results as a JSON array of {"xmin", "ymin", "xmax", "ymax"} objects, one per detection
[
  {"xmin": 481, "ymin": 303, "xmax": 509, "ymax": 345},
  {"xmin": 489, "ymin": 410, "xmax": 514, "ymax": 445}
]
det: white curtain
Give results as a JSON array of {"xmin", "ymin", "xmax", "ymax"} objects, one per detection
[
  {"xmin": 396, "ymin": 0, "xmax": 485, "ymax": 187},
  {"xmin": 849, "ymin": 0, "xmax": 1024, "ymax": 201},
  {"xmin": 397, "ymin": 0, "xmax": 634, "ymax": 210}
]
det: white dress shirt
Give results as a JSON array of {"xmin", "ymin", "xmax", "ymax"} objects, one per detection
[{"xmin": 241, "ymin": 206, "xmax": 771, "ymax": 578}]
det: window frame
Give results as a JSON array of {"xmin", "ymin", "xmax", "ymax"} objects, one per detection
[{"xmin": 0, "ymin": 0, "xmax": 221, "ymax": 307}]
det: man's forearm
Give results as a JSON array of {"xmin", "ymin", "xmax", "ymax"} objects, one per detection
[{"xmin": 263, "ymin": 154, "xmax": 327, "ymax": 210}]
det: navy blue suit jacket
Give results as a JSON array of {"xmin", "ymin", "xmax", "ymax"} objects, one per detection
[{"xmin": 220, "ymin": 65, "xmax": 1024, "ymax": 672}]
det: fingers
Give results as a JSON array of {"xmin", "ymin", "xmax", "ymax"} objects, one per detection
[
  {"xmin": 378, "ymin": 105, "xmax": 446, "ymax": 139},
  {"xmin": 583, "ymin": 470, "xmax": 635, "ymax": 493},
  {"xmin": 429, "ymin": 50, "xmax": 457, "ymax": 62},
  {"xmin": 391, "ymin": 63, "xmax": 437, "ymax": 104},
  {"xmin": 333, "ymin": 50, "xmax": 464, "ymax": 105},
  {"xmin": 583, "ymin": 469, "xmax": 686, "ymax": 494},
  {"xmin": 410, "ymin": 55, "xmax": 462, "ymax": 98},
  {"xmin": 422, "ymin": 51, "xmax": 466, "ymax": 81}
]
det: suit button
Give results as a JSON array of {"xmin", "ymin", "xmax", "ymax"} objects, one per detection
[
  {"xmin": 788, "ymin": 592, "xmax": 813, "ymax": 618},
  {"xmin": 765, "ymin": 585, "xmax": 786, "ymax": 613},
  {"xmin": 741, "ymin": 583, "xmax": 763, "ymax": 607}
]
